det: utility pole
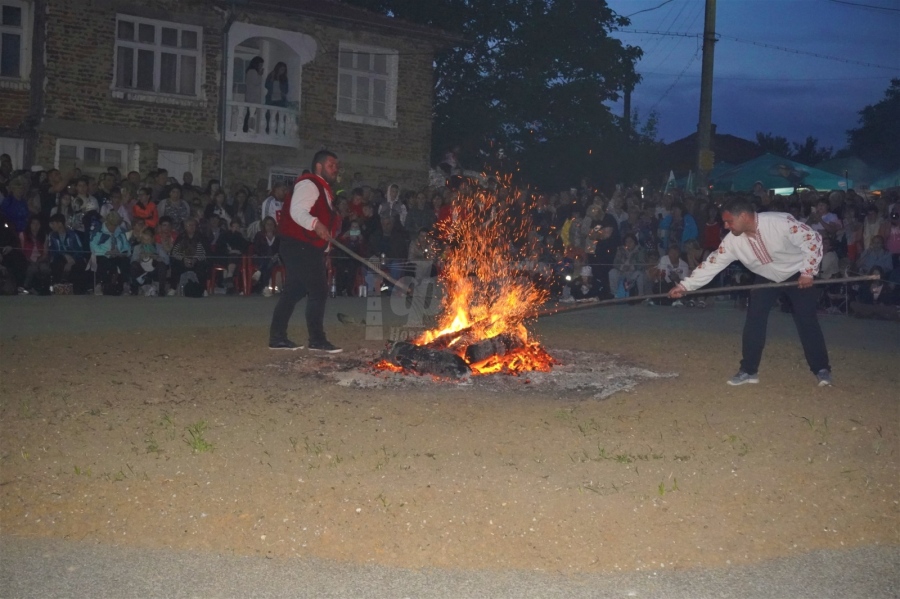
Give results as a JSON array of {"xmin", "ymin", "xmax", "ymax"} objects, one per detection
[
  {"xmin": 696, "ymin": 0, "xmax": 717, "ymax": 192},
  {"xmin": 623, "ymin": 85, "xmax": 632, "ymax": 139}
]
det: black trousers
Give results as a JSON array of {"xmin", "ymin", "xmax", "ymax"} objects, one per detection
[
  {"xmin": 740, "ymin": 274, "xmax": 830, "ymax": 375},
  {"xmin": 269, "ymin": 236, "xmax": 328, "ymax": 344}
]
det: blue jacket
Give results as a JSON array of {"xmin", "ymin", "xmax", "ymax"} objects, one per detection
[
  {"xmin": 0, "ymin": 195, "xmax": 29, "ymax": 233},
  {"xmin": 90, "ymin": 225, "xmax": 129, "ymax": 256},
  {"xmin": 49, "ymin": 229, "xmax": 87, "ymax": 261}
]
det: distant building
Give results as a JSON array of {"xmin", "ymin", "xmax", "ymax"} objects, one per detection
[
  {"xmin": 659, "ymin": 125, "xmax": 763, "ymax": 174},
  {"xmin": 0, "ymin": 0, "xmax": 460, "ymax": 190}
]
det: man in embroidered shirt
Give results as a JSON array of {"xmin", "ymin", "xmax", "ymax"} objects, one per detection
[
  {"xmin": 268, "ymin": 150, "xmax": 343, "ymax": 353},
  {"xmin": 669, "ymin": 197, "xmax": 833, "ymax": 387}
]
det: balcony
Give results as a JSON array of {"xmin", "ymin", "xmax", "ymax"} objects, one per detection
[{"xmin": 226, "ymin": 102, "xmax": 299, "ymax": 147}]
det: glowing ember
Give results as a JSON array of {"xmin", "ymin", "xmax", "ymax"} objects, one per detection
[{"xmin": 378, "ymin": 176, "xmax": 556, "ymax": 376}]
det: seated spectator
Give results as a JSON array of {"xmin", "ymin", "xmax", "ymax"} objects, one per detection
[
  {"xmin": 158, "ymin": 185, "xmax": 190, "ymax": 232},
  {"xmin": 130, "ymin": 226, "xmax": 169, "ymax": 296},
  {"xmin": 252, "ymin": 216, "xmax": 280, "ymax": 295},
  {"xmin": 818, "ymin": 236, "xmax": 840, "ymax": 280},
  {"xmin": 379, "ymin": 183, "xmax": 408, "ymax": 227},
  {"xmin": 132, "ymin": 187, "xmax": 158, "ymax": 229},
  {"xmin": 48, "ymin": 213, "xmax": 89, "ymax": 292},
  {"xmin": 90, "ymin": 211, "xmax": 130, "ymax": 295},
  {"xmin": 650, "ymin": 244, "xmax": 690, "ymax": 306},
  {"xmin": 405, "ymin": 190, "xmax": 436, "ymax": 236},
  {"xmin": 259, "ymin": 182, "xmax": 286, "ymax": 224},
  {"xmin": 609, "ymin": 233, "xmax": 648, "ymax": 298},
  {"xmin": 72, "ymin": 177, "xmax": 101, "ymax": 234},
  {"xmin": 100, "ymin": 187, "xmax": 132, "ymax": 231},
  {"xmin": 232, "ymin": 187, "xmax": 258, "ymax": 230},
  {"xmin": 19, "ymin": 215, "xmax": 51, "ymax": 294},
  {"xmin": 334, "ymin": 217, "xmax": 365, "ymax": 296},
  {"xmin": 850, "ymin": 266, "xmax": 898, "ymax": 321},
  {"xmin": 861, "ymin": 204, "xmax": 886, "ymax": 250},
  {"xmin": 217, "ymin": 219, "xmax": 248, "ymax": 293},
  {"xmin": 50, "ymin": 190, "xmax": 81, "ymax": 235},
  {"xmin": 205, "ymin": 190, "xmax": 232, "ymax": 226},
  {"xmin": 567, "ymin": 265, "xmax": 601, "ymax": 301},
  {"xmin": 169, "ymin": 218, "xmax": 210, "ymax": 296},
  {"xmin": 853, "ymin": 235, "xmax": 892, "ymax": 275},
  {"xmin": 0, "ymin": 175, "xmax": 31, "ymax": 234},
  {"xmin": 155, "ymin": 216, "xmax": 178, "ymax": 254}
]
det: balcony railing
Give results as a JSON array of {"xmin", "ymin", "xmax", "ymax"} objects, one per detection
[{"xmin": 226, "ymin": 102, "xmax": 299, "ymax": 147}]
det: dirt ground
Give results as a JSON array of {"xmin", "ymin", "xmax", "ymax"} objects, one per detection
[{"xmin": 0, "ymin": 296, "xmax": 897, "ymax": 575}]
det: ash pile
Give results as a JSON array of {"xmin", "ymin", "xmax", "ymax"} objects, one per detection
[{"xmin": 280, "ymin": 348, "xmax": 677, "ymax": 400}]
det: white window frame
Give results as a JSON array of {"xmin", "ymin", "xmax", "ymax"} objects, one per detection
[
  {"xmin": 269, "ymin": 167, "xmax": 302, "ymax": 191},
  {"xmin": 112, "ymin": 14, "xmax": 202, "ymax": 98},
  {"xmin": 0, "ymin": 0, "xmax": 33, "ymax": 86},
  {"xmin": 336, "ymin": 41, "xmax": 398, "ymax": 129},
  {"xmin": 55, "ymin": 138, "xmax": 129, "ymax": 175}
]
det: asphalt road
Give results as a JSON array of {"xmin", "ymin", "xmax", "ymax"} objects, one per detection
[{"xmin": 1, "ymin": 295, "xmax": 898, "ymax": 598}]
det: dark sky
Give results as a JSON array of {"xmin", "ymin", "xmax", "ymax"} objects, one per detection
[{"xmin": 605, "ymin": 0, "xmax": 900, "ymax": 150}]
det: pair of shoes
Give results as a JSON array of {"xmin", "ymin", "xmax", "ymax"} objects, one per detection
[
  {"xmin": 816, "ymin": 369, "xmax": 833, "ymax": 387},
  {"xmin": 262, "ymin": 286, "xmax": 273, "ymax": 297},
  {"xmin": 269, "ymin": 339, "xmax": 304, "ymax": 350},
  {"xmin": 727, "ymin": 370, "xmax": 759, "ymax": 386},
  {"xmin": 642, "ymin": 299, "xmax": 656, "ymax": 306},
  {"xmin": 308, "ymin": 340, "xmax": 343, "ymax": 354},
  {"xmin": 685, "ymin": 300, "xmax": 695, "ymax": 308},
  {"xmin": 672, "ymin": 300, "xmax": 685, "ymax": 307}
]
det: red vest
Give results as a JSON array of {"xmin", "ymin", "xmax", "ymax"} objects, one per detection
[{"xmin": 278, "ymin": 174, "xmax": 340, "ymax": 249}]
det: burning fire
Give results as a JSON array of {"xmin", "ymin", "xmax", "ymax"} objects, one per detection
[{"xmin": 380, "ymin": 175, "xmax": 556, "ymax": 376}]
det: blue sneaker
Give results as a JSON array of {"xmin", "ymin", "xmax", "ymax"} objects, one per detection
[
  {"xmin": 816, "ymin": 369, "xmax": 833, "ymax": 387},
  {"xmin": 727, "ymin": 370, "xmax": 759, "ymax": 386}
]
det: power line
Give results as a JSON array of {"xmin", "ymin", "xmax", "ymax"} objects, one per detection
[
  {"xmin": 827, "ymin": 0, "xmax": 900, "ymax": 12},
  {"xmin": 649, "ymin": 48, "xmax": 701, "ymax": 113},
  {"xmin": 624, "ymin": 0, "xmax": 678, "ymax": 18},
  {"xmin": 618, "ymin": 29, "xmax": 900, "ymax": 71}
]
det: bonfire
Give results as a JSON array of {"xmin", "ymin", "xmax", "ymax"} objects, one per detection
[{"xmin": 377, "ymin": 178, "xmax": 556, "ymax": 377}]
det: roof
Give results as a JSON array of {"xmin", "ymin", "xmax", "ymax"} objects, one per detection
[
  {"xmin": 710, "ymin": 153, "xmax": 852, "ymax": 193},
  {"xmin": 226, "ymin": 0, "xmax": 466, "ymax": 47},
  {"xmin": 660, "ymin": 130, "xmax": 763, "ymax": 173}
]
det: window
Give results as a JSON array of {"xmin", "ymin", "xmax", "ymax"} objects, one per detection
[
  {"xmin": 114, "ymin": 15, "xmax": 201, "ymax": 96},
  {"xmin": 56, "ymin": 139, "xmax": 128, "ymax": 174},
  {"xmin": 269, "ymin": 167, "xmax": 301, "ymax": 191},
  {"xmin": 336, "ymin": 43, "xmax": 397, "ymax": 128},
  {"xmin": 0, "ymin": 0, "xmax": 31, "ymax": 80}
]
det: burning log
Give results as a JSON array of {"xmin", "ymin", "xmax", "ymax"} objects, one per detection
[
  {"xmin": 387, "ymin": 342, "xmax": 471, "ymax": 379},
  {"xmin": 463, "ymin": 333, "xmax": 524, "ymax": 364}
]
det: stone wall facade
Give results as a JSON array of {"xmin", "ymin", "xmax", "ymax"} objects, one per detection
[{"xmin": 18, "ymin": 0, "xmax": 444, "ymax": 191}]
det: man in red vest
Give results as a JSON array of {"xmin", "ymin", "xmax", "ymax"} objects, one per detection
[{"xmin": 269, "ymin": 150, "xmax": 343, "ymax": 352}]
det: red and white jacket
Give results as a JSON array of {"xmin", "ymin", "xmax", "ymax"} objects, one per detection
[
  {"xmin": 278, "ymin": 174, "xmax": 341, "ymax": 250},
  {"xmin": 680, "ymin": 212, "xmax": 823, "ymax": 291}
]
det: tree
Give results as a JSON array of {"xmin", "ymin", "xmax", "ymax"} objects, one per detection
[
  {"xmin": 343, "ymin": 0, "xmax": 642, "ymax": 189},
  {"xmin": 755, "ymin": 132, "xmax": 792, "ymax": 158},
  {"xmin": 791, "ymin": 136, "xmax": 833, "ymax": 166},
  {"xmin": 846, "ymin": 78, "xmax": 900, "ymax": 171}
]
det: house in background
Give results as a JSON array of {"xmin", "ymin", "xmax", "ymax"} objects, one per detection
[{"xmin": 0, "ymin": 0, "xmax": 459, "ymax": 192}]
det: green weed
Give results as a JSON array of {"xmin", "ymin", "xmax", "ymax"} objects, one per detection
[{"xmin": 185, "ymin": 421, "xmax": 214, "ymax": 453}]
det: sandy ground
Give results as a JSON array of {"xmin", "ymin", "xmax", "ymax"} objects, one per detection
[{"xmin": 0, "ymin": 295, "xmax": 897, "ymax": 575}]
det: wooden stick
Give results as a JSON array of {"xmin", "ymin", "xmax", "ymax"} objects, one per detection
[
  {"xmin": 329, "ymin": 237, "xmax": 412, "ymax": 295},
  {"xmin": 533, "ymin": 274, "xmax": 879, "ymax": 318}
]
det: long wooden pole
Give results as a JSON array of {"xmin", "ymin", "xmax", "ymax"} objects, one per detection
[
  {"xmin": 533, "ymin": 274, "xmax": 878, "ymax": 319},
  {"xmin": 329, "ymin": 237, "xmax": 412, "ymax": 295}
]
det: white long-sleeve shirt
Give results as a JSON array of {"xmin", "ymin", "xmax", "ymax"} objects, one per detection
[{"xmin": 680, "ymin": 212, "xmax": 823, "ymax": 291}]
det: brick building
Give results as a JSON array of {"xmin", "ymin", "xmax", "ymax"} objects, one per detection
[{"xmin": 0, "ymin": 0, "xmax": 459, "ymax": 191}]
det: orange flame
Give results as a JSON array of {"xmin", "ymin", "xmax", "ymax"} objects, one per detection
[{"xmin": 379, "ymin": 175, "xmax": 555, "ymax": 376}]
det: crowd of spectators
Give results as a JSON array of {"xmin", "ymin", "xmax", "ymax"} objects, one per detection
[{"xmin": 1, "ymin": 152, "xmax": 898, "ymax": 320}]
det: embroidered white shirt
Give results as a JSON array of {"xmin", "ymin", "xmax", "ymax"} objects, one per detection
[{"xmin": 680, "ymin": 212, "xmax": 823, "ymax": 291}]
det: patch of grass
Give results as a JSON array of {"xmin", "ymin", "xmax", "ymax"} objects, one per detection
[
  {"xmin": 145, "ymin": 435, "xmax": 162, "ymax": 455},
  {"xmin": 185, "ymin": 421, "xmax": 214, "ymax": 453},
  {"xmin": 74, "ymin": 465, "xmax": 91, "ymax": 477},
  {"xmin": 658, "ymin": 477, "xmax": 679, "ymax": 496},
  {"xmin": 160, "ymin": 413, "xmax": 177, "ymax": 440},
  {"xmin": 725, "ymin": 434, "xmax": 750, "ymax": 456}
]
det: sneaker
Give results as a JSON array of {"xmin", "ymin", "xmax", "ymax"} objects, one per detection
[
  {"xmin": 262, "ymin": 286, "xmax": 273, "ymax": 297},
  {"xmin": 252, "ymin": 270, "xmax": 262, "ymax": 282},
  {"xmin": 642, "ymin": 299, "xmax": 656, "ymax": 306},
  {"xmin": 166, "ymin": 289, "xmax": 177, "ymax": 297},
  {"xmin": 816, "ymin": 369, "xmax": 833, "ymax": 387},
  {"xmin": 672, "ymin": 300, "xmax": 685, "ymax": 307},
  {"xmin": 727, "ymin": 370, "xmax": 759, "ymax": 386},
  {"xmin": 94, "ymin": 284, "xmax": 104, "ymax": 296},
  {"xmin": 308, "ymin": 340, "xmax": 343, "ymax": 354},
  {"xmin": 269, "ymin": 339, "xmax": 304, "ymax": 351},
  {"xmin": 697, "ymin": 299, "xmax": 707, "ymax": 308}
]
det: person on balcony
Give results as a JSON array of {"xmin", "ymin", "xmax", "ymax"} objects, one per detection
[
  {"xmin": 265, "ymin": 62, "xmax": 289, "ymax": 107},
  {"xmin": 243, "ymin": 57, "xmax": 264, "ymax": 132}
]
